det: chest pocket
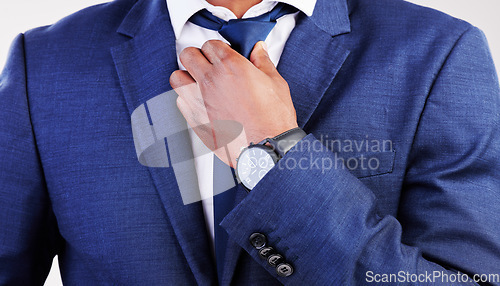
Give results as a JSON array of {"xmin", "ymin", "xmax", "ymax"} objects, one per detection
[{"xmin": 335, "ymin": 150, "xmax": 396, "ymax": 179}]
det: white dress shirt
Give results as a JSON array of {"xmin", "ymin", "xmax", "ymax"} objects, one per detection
[{"xmin": 165, "ymin": 0, "xmax": 316, "ymax": 250}]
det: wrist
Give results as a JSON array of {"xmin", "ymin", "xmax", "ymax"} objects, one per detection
[{"xmin": 235, "ymin": 127, "xmax": 307, "ymax": 191}]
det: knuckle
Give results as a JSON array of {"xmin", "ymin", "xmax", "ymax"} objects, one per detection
[
  {"xmin": 202, "ymin": 69, "xmax": 214, "ymax": 79},
  {"xmin": 200, "ymin": 72, "xmax": 216, "ymax": 87},
  {"xmin": 219, "ymin": 50, "xmax": 238, "ymax": 65},
  {"xmin": 277, "ymin": 81, "xmax": 290, "ymax": 94},
  {"xmin": 279, "ymin": 78, "xmax": 289, "ymax": 89}
]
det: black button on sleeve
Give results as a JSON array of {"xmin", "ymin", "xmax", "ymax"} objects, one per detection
[
  {"xmin": 258, "ymin": 247, "xmax": 275, "ymax": 259},
  {"xmin": 267, "ymin": 254, "xmax": 284, "ymax": 267},
  {"xmin": 276, "ymin": 263, "xmax": 294, "ymax": 277},
  {"xmin": 249, "ymin": 233, "xmax": 267, "ymax": 249}
]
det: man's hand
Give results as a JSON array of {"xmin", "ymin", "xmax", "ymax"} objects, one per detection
[{"xmin": 169, "ymin": 40, "xmax": 298, "ymax": 167}]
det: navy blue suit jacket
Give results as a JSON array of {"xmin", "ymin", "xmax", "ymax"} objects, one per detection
[{"xmin": 1, "ymin": 0, "xmax": 499, "ymax": 285}]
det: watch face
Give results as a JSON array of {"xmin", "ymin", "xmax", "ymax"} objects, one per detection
[{"xmin": 237, "ymin": 145, "xmax": 277, "ymax": 190}]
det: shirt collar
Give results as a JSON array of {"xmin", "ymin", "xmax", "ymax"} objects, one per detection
[{"xmin": 166, "ymin": 0, "xmax": 317, "ymax": 40}]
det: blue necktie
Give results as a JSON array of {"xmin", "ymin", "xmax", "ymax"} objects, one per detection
[
  {"xmin": 189, "ymin": 3, "xmax": 297, "ymax": 58},
  {"xmin": 190, "ymin": 3, "xmax": 297, "ymax": 282},
  {"xmin": 212, "ymin": 156, "xmax": 237, "ymax": 282}
]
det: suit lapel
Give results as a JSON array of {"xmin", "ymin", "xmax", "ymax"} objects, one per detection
[
  {"xmin": 278, "ymin": 1, "xmax": 351, "ymax": 128},
  {"xmin": 110, "ymin": 0, "xmax": 351, "ymax": 284},
  {"xmin": 220, "ymin": 0, "xmax": 352, "ymax": 283},
  {"xmin": 111, "ymin": 0, "xmax": 216, "ymax": 284}
]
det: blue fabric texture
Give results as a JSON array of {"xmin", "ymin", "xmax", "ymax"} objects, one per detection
[{"xmin": 0, "ymin": 0, "xmax": 499, "ymax": 285}]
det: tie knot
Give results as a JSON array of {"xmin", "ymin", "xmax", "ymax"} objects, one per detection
[{"xmin": 189, "ymin": 3, "xmax": 297, "ymax": 58}]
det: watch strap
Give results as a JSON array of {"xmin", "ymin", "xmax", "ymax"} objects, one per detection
[{"xmin": 268, "ymin": 127, "xmax": 307, "ymax": 157}]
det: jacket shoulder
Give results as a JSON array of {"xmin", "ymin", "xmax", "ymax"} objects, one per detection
[
  {"xmin": 24, "ymin": 0, "xmax": 137, "ymax": 46},
  {"xmin": 348, "ymin": 0, "xmax": 474, "ymax": 42}
]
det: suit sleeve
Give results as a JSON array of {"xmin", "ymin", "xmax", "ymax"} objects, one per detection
[
  {"xmin": 0, "ymin": 34, "xmax": 60, "ymax": 285},
  {"xmin": 221, "ymin": 26, "xmax": 500, "ymax": 285}
]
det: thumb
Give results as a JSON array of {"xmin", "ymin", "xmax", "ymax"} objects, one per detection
[{"xmin": 250, "ymin": 41, "xmax": 278, "ymax": 77}]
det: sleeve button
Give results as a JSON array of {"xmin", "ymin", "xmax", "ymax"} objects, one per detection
[
  {"xmin": 258, "ymin": 247, "xmax": 275, "ymax": 259},
  {"xmin": 267, "ymin": 253, "xmax": 284, "ymax": 267},
  {"xmin": 276, "ymin": 263, "xmax": 294, "ymax": 277},
  {"xmin": 249, "ymin": 233, "xmax": 267, "ymax": 249}
]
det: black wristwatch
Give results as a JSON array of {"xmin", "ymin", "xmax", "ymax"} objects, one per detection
[{"xmin": 236, "ymin": 127, "xmax": 307, "ymax": 191}]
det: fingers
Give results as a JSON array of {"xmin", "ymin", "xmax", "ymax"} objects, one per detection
[
  {"xmin": 175, "ymin": 81, "xmax": 212, "ymax": 140},
  {"xmin": 180, "ymin": 40, "xmax": 276, "ymax": 84},
  {"xmin": 169, "ymin": 70, "xmax": 195, "ymax": 89},
  {"xmin": 170, "ymin": 71, "xmax": 206, "ymax": 120},
  {"xmin": 170, "ymin": 70, "xmax": 201, "ymax": 117},
  {"xmin": 200, "ymin": 40, "xmax": 237, "ymax": 64},
  {"xmin": 171, "ymin": 71, "xmax": 208, "ymax": 125},
  {"xmin": 179, "ymin": 47, "xmax": 212, "ymax": 82},
  {"xmin": 179, "ymin": 40, "xmax": 245, "ymax": 87},
  {"xmin": 250, "ymin": 41, "xmax": 279, "ymax": 78}
]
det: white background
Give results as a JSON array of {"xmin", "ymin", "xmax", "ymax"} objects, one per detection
[{"xmin": 0, "ymin": 1, "xmax": 499, "ymax": 285}]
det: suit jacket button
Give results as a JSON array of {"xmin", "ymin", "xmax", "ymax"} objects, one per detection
[
  {"xmin": 258, "ymin": 247, "xmax": 275, "ymax": 259},
  {"xmin": 267, "ymin": 253, "xmax": 284, "ymax": 267},
  {"xmin": 276, "ymin": 263, "xmax": 294, "ymax": 277},
  {"xmin": 249, "ymin": 233, "xmax": 267, "ymax": 249}
]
